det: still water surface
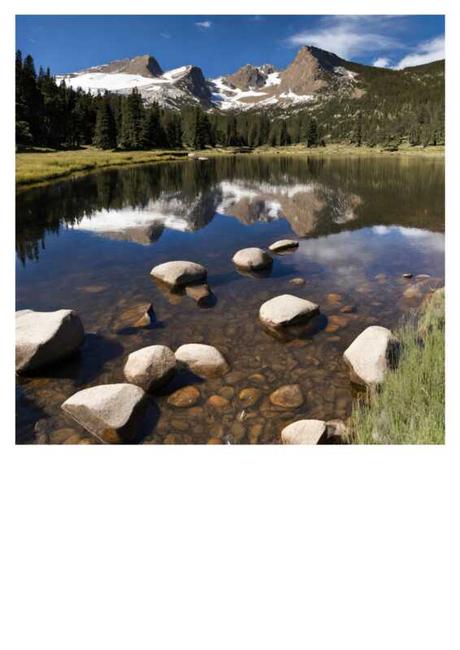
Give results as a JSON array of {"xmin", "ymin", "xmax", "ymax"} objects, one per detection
[{"xmin": 16, "ymin": 156, "xmax": 445, "ymax": 444}]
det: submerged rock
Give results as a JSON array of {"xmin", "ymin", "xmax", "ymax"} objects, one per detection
[
  {"xmin": 268, "ymin": 239, "xmax": 299, "ymax": 253},
  {"xmin": 206, "ymin": 395, "xmax": 230, "ymax": 410},
  {"xmin": 117, "ymin": 303, "xmax": 155, "ymax": 329},
  {"xmin": 123, "ymin": 344, "xmax": 176, "ymax": 391},
  {"xmin": 269, "ymin": 384, "xmax": 304, "ymax": 409},
  {"xmin": 175, "ymin": 343, "xmax": 229, "ymax": 377},
  {"xmin": 238, "ymin": 387, "xmax": 262, "ymax": 407},
  {"xmin": 16, "ymin": 309, "xmax": 84, "ymax": 373},
  {"xmin": 343, "ymin": 325, "xmax": 400, "ymax": 388},
  {"xmin": 232, "ymin": 247, "xmax": 272, "ymax": 271},
  {"xmin": 185, "ymin": 283, "xmax": 213, "ymax": 306},
  {"xmin": 150, "ymin": 260, "xmax": 207, "ymax": 287},
  {"xmin": 281, "ymin": 420, "xmax": 327, "ymax": 444},
  {"xmin": 340, "ymin": 304, "xmax": 356, "ymax": 314},
  {"xmin": 167, "ymin": 385, "xmax": 201, "ymax": 408},
  {"xmin": 61, "ymin": 383, "xmax": 148, "ymax": 443},
  {"xmin": 289, "ymin": 277, "xmax": 305, "ymax": 286},
  {"xmin": 259, "ymin": 294, "xmax": 319, "ymax": 329}
]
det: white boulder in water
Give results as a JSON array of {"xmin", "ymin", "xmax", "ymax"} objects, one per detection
[
  {"xmin": 343, "ymin": 326, "xmax": 400, "ymax": 388},
  {"xmin": 175, "ymin": 343, "xmax": 229, "ymax": 377},
  {"xmin": 16, "ymin": 309, "xmax": 84, "ymax": 373},
  {"xmin": 123, "ymin": 344, "xmax": 176, "ymax": 391},
  {"xmin": 61, "ymin": 383, "xmax": 148, "ymax": 443},
  {"xmin": 259, "ymin": 294, "xmax": 319, "ymax": 329},
  {"xmin": 232, "ymin": 247, "xmax": 272, "ymax": 271},
  {"xmin": 268, "ymin": 239, "xmax": 299, "ymax": 253},
  {"xmin": 281, "ymin": 420, "xmax": 327, "ymax": 444},
  {"xmin": 150, "ymin": 260, "xmax": 207, "ymax": 287}
]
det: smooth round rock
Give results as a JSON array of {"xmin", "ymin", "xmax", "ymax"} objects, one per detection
[
  {"xmin": 281, "ymin": 420, "xmax": 327, "ymax": 444},
  {"xmin": 343, "ymin": 326, "xmax": 400, "ymax": 387},
  {"xmin": 232, "ymin": 247, "xmax": 272, "ymax": 271},
  {"xmin": 61, "ymin": 383, "xmax": 148, "ymax": 444},
  {"xmin": 269, "ymin": 239, "xmax": 299, "ymax": 253},
  {"xmin": 150, "ymin": 260, "xmax": 207, "ymax": 287},
  {"xmin": 167, "ymin": 385, "xmax": 200, "ymax": 408},
  {"xmin": 175, "ymin": 343, "xmax": 229, "ymax": 377},
  {"xmin": 123, "ymin": 344, "xmax": 176, "ymax": 391},
  {"xmin": 269, "ymin": 384, "xmax": 304, "ymax": 409},
  {"xmin": 16, "ymin": 309, "xmax": 84, "ymax": 373},
  {"xmin": 238, "ymin": 388, "xmax": 262, "ymax": 407},
  {"xmin": 259, "ymin": 294, "xmax": 319, "ymax": 329},
  {"xmin": 207, "ymin": 395, "xmax": 230, "ymax": 409},
  {"xmin": 289, "ymin": 277, "xmax": 305, "ymax": 286}
]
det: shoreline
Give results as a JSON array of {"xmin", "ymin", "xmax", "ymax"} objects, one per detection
[{"xmin": 16, "ymin": 144, "xmax": 445, "ymax": 190}]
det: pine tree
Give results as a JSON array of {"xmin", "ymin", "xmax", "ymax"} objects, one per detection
[
  {"xmin": 225, "ymin": 114, "xmax": 239, "ymax": 147},
  {"xmin": 278, "ymin": 121, "xmax": 291, "ymax": 146},
  {"xmin": 93, "ymin": 99, "xmax": 117, "ymax": 149},
  {"xmin": 352, "ymin": 112, "xmax": 362, "ymax": 147},
  {"xmin": 191, "ymin": 107, "xmax": 213, "ymax": 150},
  {"xmin": 163, "ymin": 112, "xmax": 183, "ymax": 148},
  {"xmin": 307, "ymin": 118, "xmax": 318, "ymax": 147},
  {"xmin": 140, "ymin": 103, "xmax": 164, "ymax": 148},
  {"xmin": 18, "ymin": 53, "xmax": 43, "ymax": 145},
  {"xmin": 119, "ymin": 89, "xmax": 145, "ymax": 149}
]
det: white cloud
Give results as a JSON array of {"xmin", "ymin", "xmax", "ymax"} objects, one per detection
[
  {"xmin": 195, "ymin": 20, "xmax": 212, "ymax": 29},
  {"xmin": 285, "ymin": 16, "xmax": 402, "ymax": 59},
  {"xmin": 373, "ymin": 57, "xmax": 390, "ymax": 68},
  {"xmin": 395, "ymin": 35, "xmax": 445, "ymax": 69}
]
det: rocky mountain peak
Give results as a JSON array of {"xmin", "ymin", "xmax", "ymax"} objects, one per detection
[
  {"xmin": 118, "ymin": 54, "xmax": 163, "ymax": 77},
  {"xmin": 176, "ymin": 65, "xmax": 212, "ymax": 105},
  {"xmin": 84, "ymin": 54, "xmax": 163, "ymax": 78},
  {"xmin": 225, "ymin": 64, "xmax": 268, "ymax": 90},
  {"xmin": 279, "ymin": 45, "xmax": 347, "ymax": 95}
]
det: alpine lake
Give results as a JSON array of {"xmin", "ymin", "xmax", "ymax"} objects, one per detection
[{"xmin": 16, "ymin": 154, "xmax": 445, "ymax": 444}]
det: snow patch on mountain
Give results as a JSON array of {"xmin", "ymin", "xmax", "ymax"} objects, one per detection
[{"xmin": 59, "ymin": 72, "xmax": 163, "ymax": 93}]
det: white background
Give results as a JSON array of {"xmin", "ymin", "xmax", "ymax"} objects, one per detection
[{"xmin": 1, "ymin": 2, "xmax": 458, "ymax": 649}]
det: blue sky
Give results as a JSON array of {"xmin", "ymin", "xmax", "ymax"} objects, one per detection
[{"xmin": 16, "ymin": 15, "xmax": 445, "ymax": 76}]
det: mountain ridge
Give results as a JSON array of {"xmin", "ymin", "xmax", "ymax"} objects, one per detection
[{"xmin": 57, "ymin": 45, "xmax": 445, "ymax": 113}]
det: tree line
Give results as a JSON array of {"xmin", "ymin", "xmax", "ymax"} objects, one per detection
[{"xmin": 16, "ymin": 50, "xmax": 444, "ymax": 152}]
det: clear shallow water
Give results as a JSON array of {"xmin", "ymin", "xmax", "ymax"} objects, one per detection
[{"xmin": 16, "ymin": 155, "xmax": 445, "ymax": 444}]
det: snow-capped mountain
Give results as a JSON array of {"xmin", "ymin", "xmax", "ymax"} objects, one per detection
[
  {"xmin": 58, "ymin": 54, "xmax": 212, "ymax": 109},
  {"xmin": 57, "ymin": 46, "xmax": 442, "ymax": 113}
]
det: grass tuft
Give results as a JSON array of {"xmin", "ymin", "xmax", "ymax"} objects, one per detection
[{"xmin": 350, "ymin": 288, "xmax": 445, "ymax": 444}]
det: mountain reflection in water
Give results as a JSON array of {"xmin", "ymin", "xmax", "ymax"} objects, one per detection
[{"xmin": 16, "ymin": 155, "xmax": 444, "ymax": 262}]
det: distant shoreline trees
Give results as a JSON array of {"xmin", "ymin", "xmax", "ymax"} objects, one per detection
[{"xmin": 16, "ymin": 51, "xmax": 444, "ymax": 152}]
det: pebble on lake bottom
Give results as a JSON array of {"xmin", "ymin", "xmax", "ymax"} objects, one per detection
[
  {"xmin": 269, "ymin": 384, "xmax": 304, "ymax": 409},
  {"xmin": 167, "ymin": 385, "xmax": 201, "ymax": 408}
]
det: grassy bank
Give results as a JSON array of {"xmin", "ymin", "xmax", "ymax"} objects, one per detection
[
  {"xmin": 250, "ymin": 143, "xmax": 445, "ymax": 158},
  {"xmin": 350, "ymin": 289, "xmax": 445, "ymax": 444},
  {"xmin": 16, "ymin": 148, "xmax": 188, "ymax": 187},
  {"xmin": 16, "ymin": 143, "xmax": 444, "ymax": 188}
]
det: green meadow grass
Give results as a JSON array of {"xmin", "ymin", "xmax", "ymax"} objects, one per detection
[
  {"xmin": 16, "ymin": 144, "xmax": 444, "ymax": 187},
  {"xmin": 16, "ymin": 148, "xmax": 188, "ymax": 187},
  {"xmin": 350, "ymin": 289, "xmax": 445, "ymax": 445}
]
